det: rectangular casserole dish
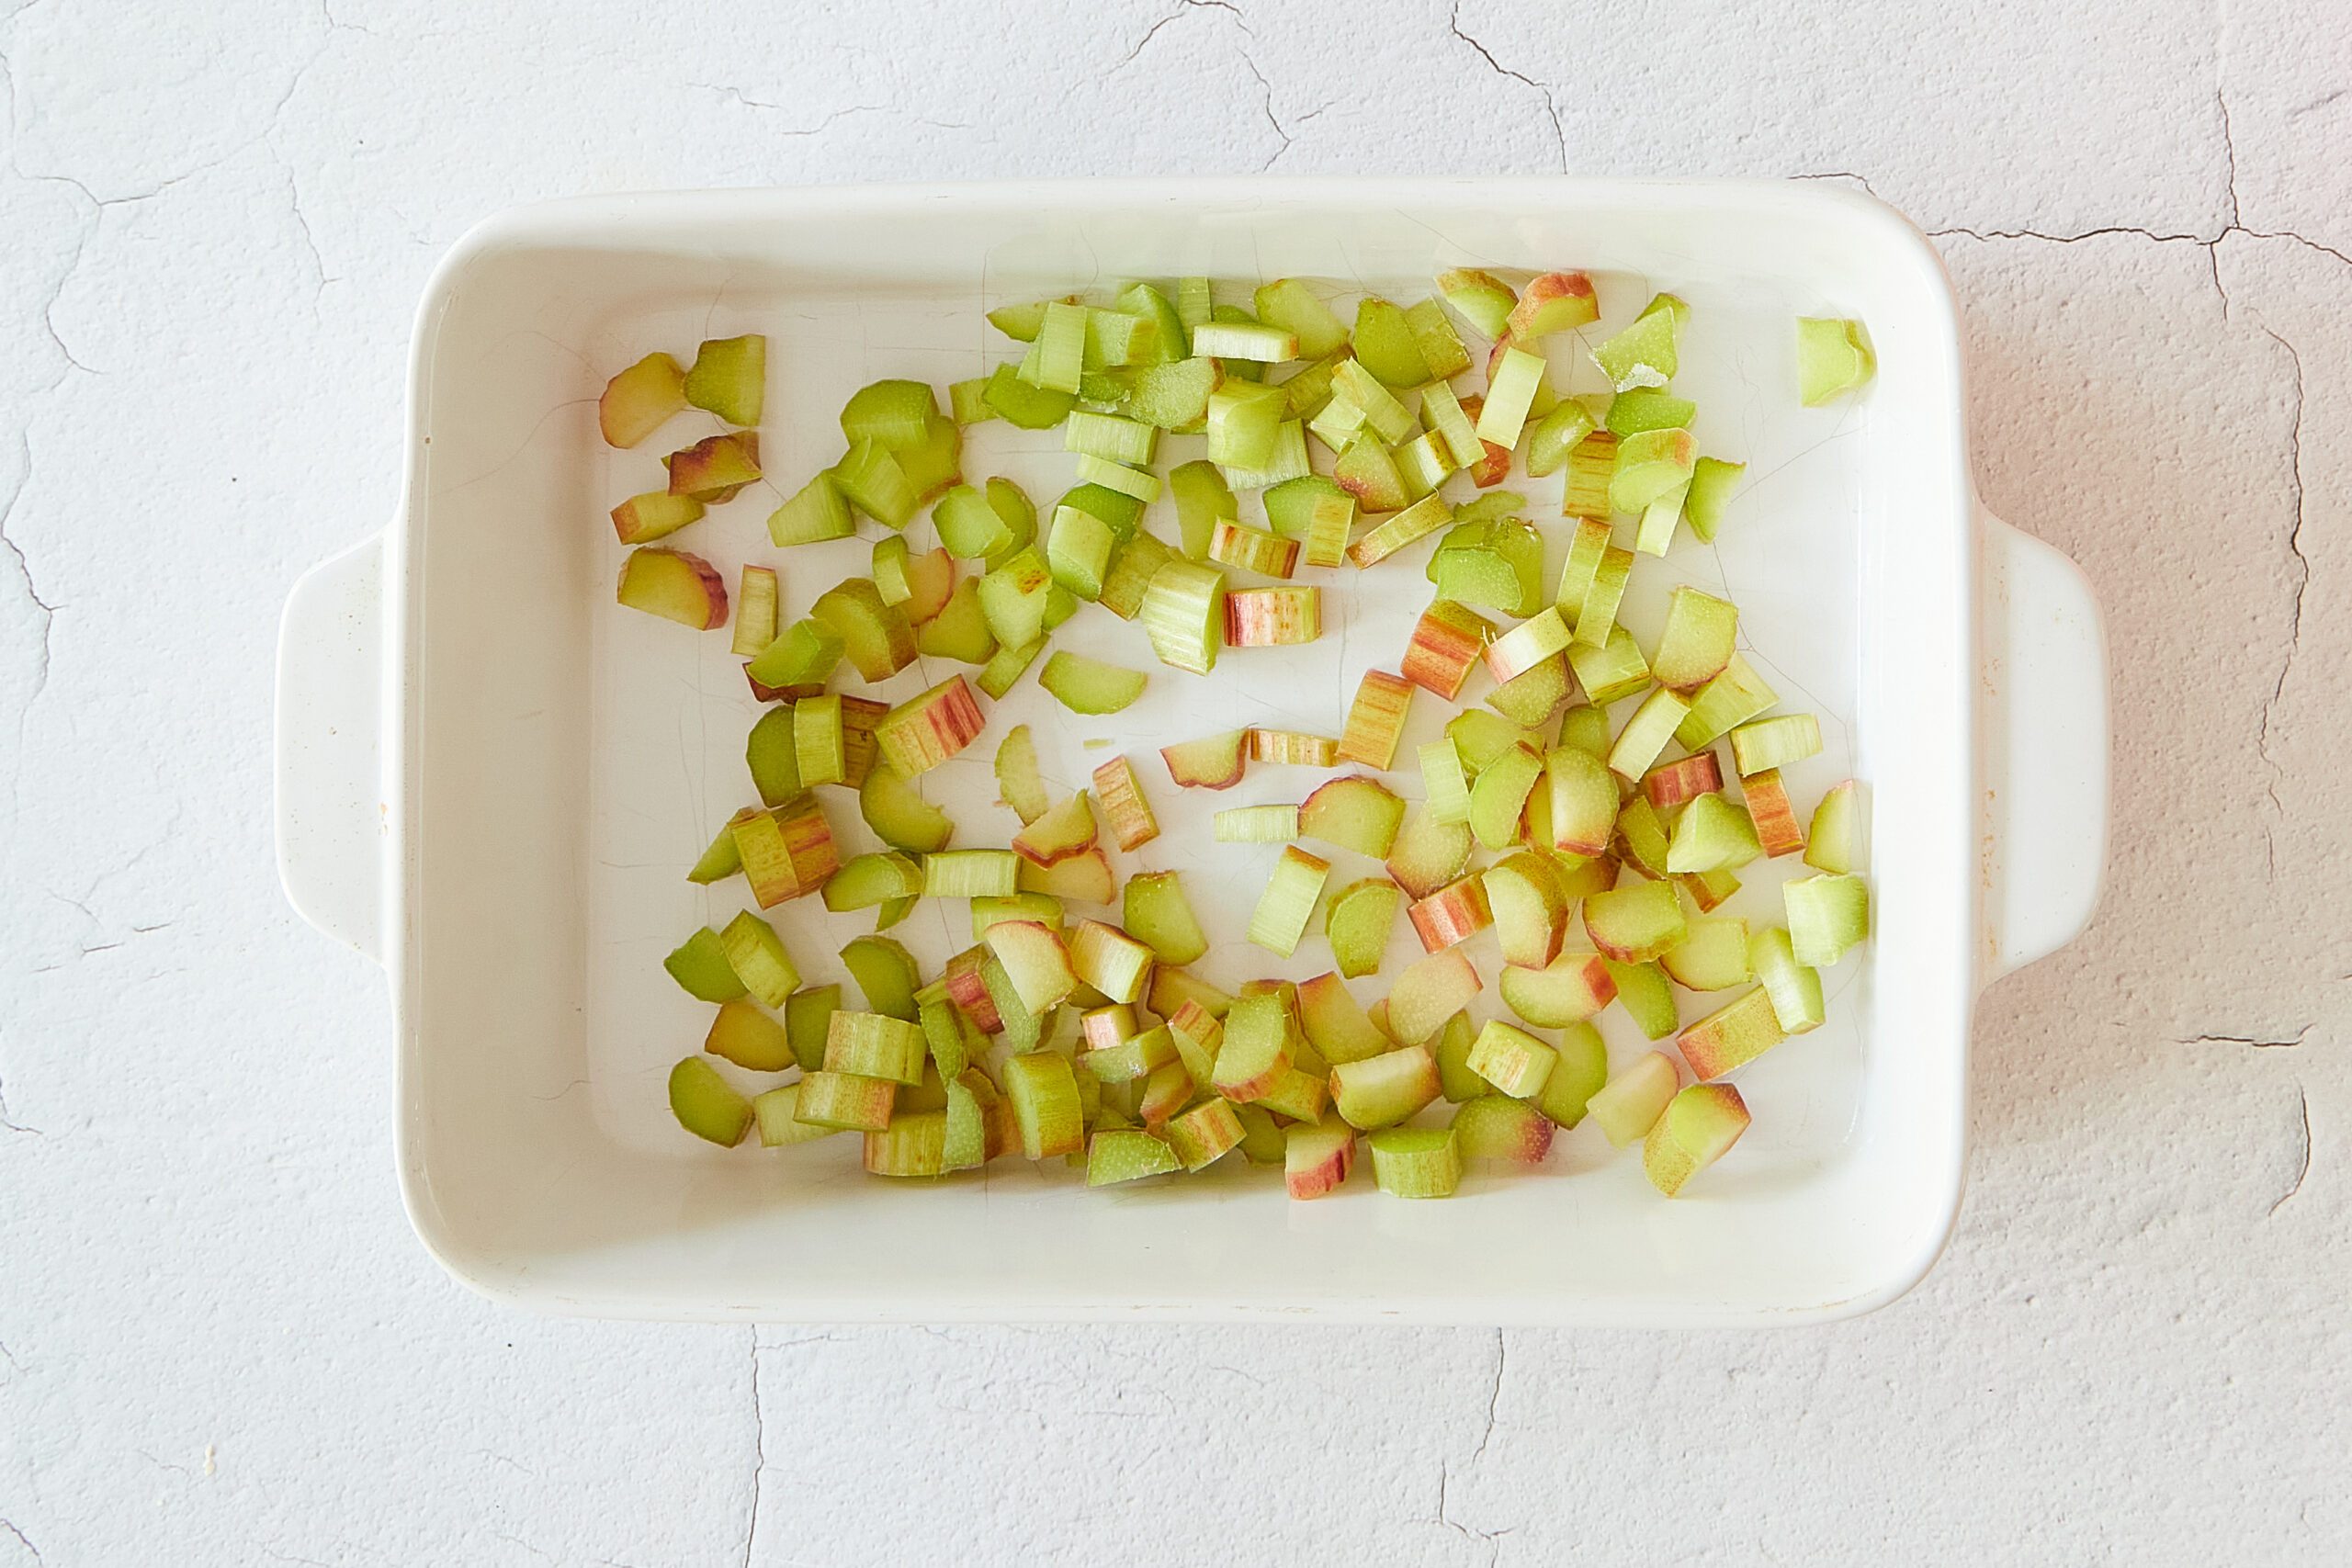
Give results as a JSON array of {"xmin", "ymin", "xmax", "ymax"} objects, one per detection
[{"xmin": 274, "ymin": 178, "xmax": 2107, "ymax": 1325}]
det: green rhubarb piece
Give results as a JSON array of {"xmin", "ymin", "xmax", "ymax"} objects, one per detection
[
  {"xmin": 669, "ymin": 1057, "xmax": 752, "ymax": 1147},
  {"xmin": 840, "ymin": 378, "xmax": 937, "ymax": 449},
  {"xmin": 1487, "ymin": 651, "xmax": 1570, "ymax": 727},
  {"xmin": 1605, "ymin": 387, "xmax": 1696, "ymax": 436},
  {"xmin": 1253, "ymin": 278, "xmax": 1350, "ymax": 358},
  {"xmin": 978, "ymin": 637, "xmax": 1046, "ymax": 700},
  {"xmin": 1729, "ymin": 713, "xmax": 1823, "ymax": 775},
  {"xmin": 1263, "ymin": 474, "xmax": 1348, "ymax": 541},
  {"xmin": 1566, "ymin": 626, "xmax": 1651, "ymax": 706},
  {"xmin": 1046, "ymin": 505, "xmax": 1115, "ymax": 601},
  {"xmin": 1404, "ymin": 299, "xmax": 1472, "ymax": 380},
  {"xmin": 1677, "ymin": 653, "xmax": 1779, "ymax": 749},
  {"xmin": 1609, "ymin": 427, "xmax": 1697, "ymax": 515},
  {"xmin": 1476, "ymin": 346, "xmax": 1546, "ymax": 449},
  {"xmin": 1662, "ymin": 916, "xmax": 1753, "ymax": 991},
  {"xmin": 1533, "ymin": 1021, "xmax": 1609, "ymax": 1129},
  {"xmin": 1170, "ymin": 458, "xmax": 1236, "ymax": 560},
  {"xmin": 664, "ymin": 928, "xmax": 746, "ymax": 1003},
  {"xmin": 810, "ymin": 579, "xmax": 916, "ymax": 682},
  {"xmin": 1684, "ymin": 457, "xmax": 1745, "ymax": 543},
  {"xmin": 1750, "ymin": 926, "xmax": 1826, "ymax": 1033},
  {"xmin": 767, "ymin": 471, "xmax": 855, "ymax": 547},
  {"xmin": 842, "ymin": 934, "xmax": 921, "ymax": 1021},
  {"xmin": 916, "ymin": 580, "xmax": 996, "ymax": 664},
  {"xmin": 988, "ymin": 297, "xmax": 1073, "ymax": 342},
  {"xmin": 1368, "ymin": 1126, "xmax": 1461, "ymax": 1198},
  {"xmin": 684, "ymin": 334, "xmax": 764, "ymax": 426},
  {"xmin": 1206, "ymin": 305, "xmax": 1266, "ymax": 381},
  {"xmin": 1524, "ymin": 400, "xmax": 1598, "ymax": 478},
  {"xmin": 686, "ymin": 810, "xmax": 753, "ymax": 885},
  {"xmin": 822, "ymin": 852, "xmax": 925, "ymax": 913},
  {"xmin": 1125, "ymin": 357, "xmax": 1221, "ymax": 430},
  {"xmin": 1652, "ymin": 587, "xmax": 1739, "ymax": 691},
  {"xmin": 720, "ymin": 910, "xmax": 801, "ymax": 1009},
  {"xmin": 784, "ymin": 985, "xmax": 841, "ymax": 1073},
  {"xmin": 1805, "ymin": 780, "xmax": 1861, "ymax": 873},
  {"xmin": 1785, "ymin": 874, "xmax": 1870, "ymax": 967},
  {"xmin": 707, "ymin": 998, "xmax": 792, "ymax": 1071},
  {"xmin": 1325, "ymin": 877, "xmax": 1403, "ymax": 979},
  {"xmin": 860, "ymin": 766, "xmax": 954, "ymax": 853},
  {"xmin": 1604, "ymin": 960, "xmax": 1679, "ymax": 1040},
  {"xmin": 746, "ymin": 618, "xmax": 843, "ymax": 691},
  {"xmin": 1433, "ymin": 1012, "xmax": 1483, "ymax": 1100},
  {"xmin": 1087, "ymin": 1129, "xmax": 1181, "ymax": 1186},
  {"xmin": 1797, "ymin": 317, "xmax": 1875, "ymax": 405},
  {"xmin": 1591, "ymin": 302, "xmax": 1679, "ymax": 390},
  {"xmin": 1123, "ymin": 871, "xmax": 1207, "ymax": 964},
  {"xmin": 1353, "ymin": 297, "xmax": 1433, "ymax": 388},
  {"xmin": 1040, "ymin": 651, "xmax": 1146, "ymax": 715},
  {"xmin": 745, "ymin": 705, "xmax": 800, "ymax": 807},
  {"xmin": 834, "ymin": 439, "xmax": 919, "ymax": 530},
  {"xmin": 934, "ymin": 484, "xmax": 1014, "ymax": 559},
  {"xmin": 982, "ymin": 362, "xmax": 1076, "ymax": 429}
]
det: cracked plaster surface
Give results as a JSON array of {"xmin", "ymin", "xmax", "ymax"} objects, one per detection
[{"xmin": 2, "ymin": 0, "xmax": 2348, "ymax": 1563}]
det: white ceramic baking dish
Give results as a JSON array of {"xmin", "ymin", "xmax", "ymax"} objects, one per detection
[{"xmin": 275, "ymin": 179, "xmax": 2106, "ymax": 1325}]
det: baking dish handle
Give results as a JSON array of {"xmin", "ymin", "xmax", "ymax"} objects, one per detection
[
  {"xmin": 1977, "ymin": 505, "xmax": 2109, "ymax": 985},
  {"xmin": 274, "ymin": 527, "xmax": 390, "ymax": 964}
]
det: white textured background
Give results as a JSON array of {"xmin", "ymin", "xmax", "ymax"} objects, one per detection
[{"xmin": 3, "ymin": 0, "xmax": 2347, "ymax": 1562}]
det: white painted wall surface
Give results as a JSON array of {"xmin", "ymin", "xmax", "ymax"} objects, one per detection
[{"xmin": 2, "ymin": 1, "xmax": 2346, "ymax": 1562}]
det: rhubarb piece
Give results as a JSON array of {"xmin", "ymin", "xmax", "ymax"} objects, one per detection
[
  {"xmin": 831, "ymin": 437, "xmax": 920, "ymax": 527},
  {"xmin": 1668, "ymin": 793, "xmax": 1763, "ymax": 874},
  {"xmin": 1557, "ymin": 703, "xmax": 1611, "ymax": 757},
  {"xmin": 1064, "ymin": 409, "xmax": 1158, "ymax": 466},
  {"xmin": 1296, "ymin": 972, "xmax": 1388, "ymax": 1065},
  {"xmin": 1436, "ymin": 268, "xmax": 1517, "ymax": 337},
  {"xmin": 600, "ymin": 352, "xmax": 688, "ymax": 448},
  {"xmin": 1159, "ymin": 728, "xmax": 1251, "ymax": 794},
  {"xmin": 1085, "ymin": 756, "xmax": 1158, "ymax": 852},
  {"xmin": 1225, "ymin": 586, "xmax": 1320, "ymax": 646},
  {"xmin": 981, "ymin": 361, "xmax": 1075, "ymax": 428},
  {"xmin": 1785, "ymin": 873, "xmax": 1870, "ymax": 966},
  {"xmin": 1082, "ymin": 1023, "xmax": 1177, "ymax": 1084},
  {"xmin": 1750, "ymin": 926, "xmax": 1826, "ymax": 1033},
  {"xmin": 1583, "ymin": 880, "xmax": 1687, "ymax": 964},
  {"xmin": 745, "ymin": 706, "xmax": 801, "ymax": 807},
  {"xmin": 1487, "ymin": 650, "xmax": 1569, "ymax": 727},
  {"xmin": 1249, "ymin": 845, "xmax": 1331, "ymax": 957},
  {"xmin": 988, "ymin": 296, "xmax": 1078, "ymax": 343},
  {"xmin": 1606, "ymin": 959, "xmax": 1679, "ymax": 1039},
  {"xmin": 1332, "ymin": 438, "xmax": 1412, "ymax": 513},
  {"xmin": 1385, "ymin": 807, "xmax": 1473, "ymax": 900},
  {"xmin": 1637, "ymin": 483, "xmax": 1688, "ymax": 558},
  {"xmin": 1046, "ymin": 505, "xmax": 1115, "ymax": 602},
  {"xmin": 1303, "ymin": 492, "xmax": 1358, "ymax": 570},
  {"xmin": 779, "ymin": 985, "xmax": 842, "ymax": 1073},
  {"xmin": 1560, "ymin": 431, "xmax": 1619, "ymax": 521},
  {"xmin": 1350, "ymin": 297, "xmax": 1431, "ymax": 388},
  {"xmin": 1797, "ymin": 317, "xmax": 1875, "ymax": 405},
  {"xmin": 1524, "ymin": 400, "xmax": 1598, "ymax": 479},
  {"xmin": 1553, "ymin": 852, "xmax": 1618, "ymax": 902},
  {"xmin": 1002, "ymin": 1052, "xmax": 1084, "ymax": 1158},
  {"xmin": 1543, "ymin": 746, "xmax": 1618, "ymax": 857},
  {"xmin": 1431, "ymin": 519, "xmax": 1542, "ymax": 617},
  {"xmin": 994, "ymin": 727, "xmax": 1049, "ymax": 826},
  {"xmin": 1572, "ymin": 546, "xmax": 1634, "ymax": 649},
  {"xmin": 1729, "ymin": 714, "xmax": 1823, "ymax": 776},
  {"xmin": 1419, "ymin": 739, "xmax": 1472, "ymax": 827},
  {"xmin": 921, "ymin": 996, "xmax": 979, "ymax": 1081},
  {"xmin": 1475, "ymin": 344, "xmax": 1546, "ymax": 450},
  {"xmin": 1485, "ymin": 851, "xmax": 1567, "ymax": 967},
  {"xmin": 1662, "ymin": 917, "xmax": 1751, "ymax": 991},
  {"xmin": 1140, "ymin": 558, "xmax": 1226, "ymax": 676},
  {"xmin": 841, "ymin": 934, "xmax": 921, "ymax": 1021},
  {"xmin": 1484, "ymin": 607, "xmax": 1570, "ymax": 686},
  {"xmin": 1162, "ymin": 1099, "xmax": 1243, "ymax": 1171},
  {"xmin": 1325, "ymin": 877, "xmax": 1403, "ymax": 978},
  {"xmin": 1677, "ymin": 654, "xmax": 1779, "ymax": 750},
  {"xmin": 1467, "ymin": 743, "xmax": 1543, "ymax": 851},
  {"xmin": 934, "ymin": 484, "xmax": 1015, "ymax": 560},
  {"xmin": 1407, "ymin": 299, "xmax": 1472, "ymax": 378},
  {"xmin": 746, "ymin": 618, "xmax": 843, "ymax": 691},
  {"xmin": 1214, "ymin": 994, "xmax": 1297, "ymax": 1101},
  {"xmin": 1645, "ymin": 1082, "xmax": 1750, "ymax": 1196},
  {"xmin": 1250, "ymin": 277, "xmax": 1348, "ymax": 357},
  {"xmin": 1554, "ymin": 515, "xmax": 1611, "ymax": 617},
  {"xmin": 719, "ymin": 910, "xmax": 802, "ymax": 1008},
  {"xmin": 1676, "ymin": 987, "xmax": 1785, "ymax": 1079},
  {"xmin": 1280, "ymin": 351, "xmax": 1348, "ymax": 420},
  {"xmin": 752, "ymin": 1082, "xmax": 842, "ymax": 1148},
  {"xmin": 1037, "ymin": 651, "xmax": 1146, "ymax": 716},
  {"xmin": 923, "ymin": 849, "xmax": 1021, "ymax": 900},
  {"xmin": 733, "ymin": 795, "xmax": 838, "ymax": 907},
  {"xmin": 1652, "ymin": 588, "xmax": 1739, "ymax": 692},
  {"xmin": 674, "ymin": 335, "xmax": 765, "ymax": 427},
  {"xmin": 1167, "ymin": 459, "xmax": 1237, "ymax": 561},
  {"xmin": 705, "ymin": 998, "xmax": 793, "ymax": 1072},
  {"xmin": 1608, "ymin": 427, "xmax": 1696, "ymax": 516},
  {"xmin": 1393, "ymin": 431, "xmax": 1457, "ymax": 499},
  {"xmin": 1112, "ymin": 874, "xmax": 1202, "ymax": 969},
  {"xmin": 669, "ymin": 1056, "xmax": 752, "ymax": 1146},
  {"xmin": 949, "ymin": 376, "xmax": 995, "ymax": 427},
  {"xmin": 725, "ymin": 566, "xmax": 779, "ymax": 660},
  {"xmin": 1409, "ymin": 876, "xmax": 1492, "ymax": 953},
  {"xmin": 1193, "ymin": 318, "xmax": 1298, "ymax": 363},
  {"xmin": 978, "ymin": 637, "xmax": 1044, "ymax": 700},
  {"xmin": 1338, "ymin": 670, "xmax": 1413, "ymax": 769},
  {"xmin": 1140, "ymin": 1055, "xmax": 1193, "ymax": 1127},
  {"xmin": 978, "ymin": 547, "xmax": 1053, "ymax": 650},
  {"xmin": 1209, "ymin": 518, "xmax": 1300, "ymax": 580},
  {"xmin": 1607, "ymin": 688, "xmax": 1691, "ymax": 781},
  {"xmin": 1451, "ymin": 393, "xmax": 1514, "ymax": 486},
  {"xmin": 824, "ymin": 1010, "xmax": 927, "ymax": 1086},
  {"xmin": 792, "ymin": 1070, "xmax": 897, "ymax": 1134},
  {"xmin": 1329, "ymin": 365, "xmax": 1415, "ymax": 445},
  {"xmin": 1588, "ymin": 1050, "xmax": 1679, "ymax": 1147},
  {"xmin": 1218, "ymin": 418, "xmax": 1310, "ymax": 491},
  {"xmin": 875, "ymin": 676, "xmax": 985, "ymax": 777},
  {"xmin": 1498, "ymin": 271, "xmax": 1594, "ymax": 341},
  {"xmin": 1069, "ymin": 919, "xmax": 1155, "ymax": 1005},
  {"xmin": 1330, "ymin": 1043, "xmax": 1442, "ymax": 1132},
  {"xmin": 1614, "ymin": 796, "xmax": 1673, "ymax": 881},
  {"xmin": 983, "ymin": 919, "xmax": 1077, "ymax": 1015},
  {"xmin": 810, "ymin": 580, "xmax": 917, "ymax": 682},
  {"xmin": 1365, "ymin": 1126, "xmax": 1460, "ymax": 1198},
  {"xmin": 1215, "ymin": 804, "xmax": 1299, "ymax": 843},
  {"xmin": 1420, "ymin": 380, "xmax": 1487, "ymax": 470},
  {"xmin": 1741, "ymin": 767, "xmax": 1806, "ymax": 858},
  {"xmin": 1021, "ymin": 300, "xmax": 1086, "ymax": 393},
  {"xmin": 1385, "ymin": 948, "xmax": 1481, "ymax": 1045},
  {"xmin": 860, "ymin": 766, "xmax": 953, "ymax": 855},
  {"xmin": 1805, "ymin": 780, "xmax": 1861, "ymax": 873},
  {"xmin": 1591, "ymin": 299, "xmax": 1679, "ymax": 390},
  {"xmin": 1450, "ymin": 1095, "xmax": 1553, "ymax": 1164},
  {"xmin": 1082, "ymin": 1128, "xmax": 1179, "ymax": 1187},
  {"xmin": 616, "ymin": 547, "xmax": 727, "ymax": 629},
  {"xmin": 1465, "ymin": 1020, "xmax": 1555, "ymax": 1100},
  {"xmin": 1299, "ymin": 775, "xmax": 1406, "ymax": 859},
  {"xmin": 862, "ymin": 1111, "xmax": 948, "ymax": 1178},
  {"xmin": 1127, "ymin": 356, "xmax": 1222, "ymax": 430},
  {"xmin": 1011, "ymin": 792, "xmax": 1099, "ymax": 868},
  {"xmin": 1683, "ymin": 456, "xmax": 1745, "ymax": 543},
  {"xmin": 1166, "ymin": 996, "xmax": 1225, "ymax": 1083},
  {"xmin": 1606, "ymin": 387, "xmax": 1695, "ymax": 436},
  {"xmin": 1249, "ymin": 729, "xmax": 1340, "ymax": 767},
  {"xmin": 1206, "ymin": 381, "xmax": 1288, "ymax": 471},
  {"xmin": 1100, "ymin": 530, "xmax": 1178, "ymax": 620},
  {"xmin": 613, "ymin": 491, "xmax": 705, "ymax": 546},
  {"xmin": 665, "ymin": 928, "xmax": 746, "ymax": 1003},
  {"xmin": 1644, "ymin": 752, "xmax": 1724, "ymax": 811},
  {"xmin": 1679, "ymin": 865, "xmax": 1741, "ymax": 913},
  {"xmin": 793, "ymin": 694, "xmax": 845, "ymax": 788},
  {"xmin": 1447, "ymin": 710, "xmax": 1541, "ymax": 773},
  {"xmin": 1499, "ymin": 948, "xmax": 1615, "ymax": 1029},
  {"xmin": 1346, "ymin": 493, "xmax": 1453, "ymax": 570},
  {"xmin": 1284, "ymin": 1121, "xmax": 1356, "ymax": 1199},
  {"xmin": 1255, "ymin": 1063, "xmax": 1329, "ymax": 1123}
]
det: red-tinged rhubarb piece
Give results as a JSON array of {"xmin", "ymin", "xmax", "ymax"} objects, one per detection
[
  {"xmin": 1080, "ymin": 1003, "xmax": 1140, "ymax": 1055},
  {"xmin": 1741, "ymin": 766, "xmax": 1806, "ymax": 857},
  {"xmin": 1644, "ymin": 751, "xmax": 1724, "ymax": 810},
  {"xmin": 1453, "ymin": 393, "xmax": 1514, "ymax": 487},
  {"xmin": 1283, "ymin": 1122, "xmax": 1356, "ymax": 1199},
  {"xmin": 1676, "ymin": 987, "xmax": 1787, "ymax": 1080},
  {"xmin": 1484, "ymin": 606, "xmax": 1571, "ymax": 685},
  {"xmin": 1011, "ymin": 792, "xmax": 1100, "ymax": 868},
  {"xmin": 1466, "ymin": 1019, "xmax": 1557, "ymax": 1100},
  {"xmin": 601, "ymin": 352, "xmax": 688, "ymax": 447},
  {"xmin": 1214, "ymin": 993, "xmax": 1297, "ymax": 1101},
  {"xmin": 874, "ymin": 676, "xmax": 985, "ymax": 777},
  {"xmin": 616, "ymin": 547, "xmax": 728, "ymax": 629},
  {"xmin": 1209, "ymin": 517, "xmax": 1301, "ymax": 579},
  {"xmin": 941, "ymin": 946, "xmax": 1004, "ymax": 1033},
  {"xmin": 1409, "ymin": 876, "xmax": 1492, "ymax": 953},
  {"xmin": 1401, "ymin": 600, "xmax": 1494, "ymax": 699},
  {"xmin": 1069, "ymin": 919, "xmax": 1155, "ymax": 1006},
  {"xmin": 1338, "ymin": 670, "xmax": 1413, "ymax": 770},
  {"xmin": 1652, "ymin": 587, "xmax": 1739, "ymax": 691},
  {"xmin": 612, "ymin": 491, "xmax": 704, "ymax": 546},
  {"xmin": 1238, "ymin": 730, "xmax": 1328, "ymax": 768},
  {"xmin": 791, "ymin": 1070, "xmax": 897, "ymax": 1134},
  {"xmin": 1385, "ymin": 947, "xmax": 1482, "ymax": 1045},
  {"xmin": 1679, "ymin": 865, "xmax": 1741, "ymax": 913},
  {"xmin": 1158, "ymin": 729, "xmax": 1248, "ymax": 790},
  {"xmin": 1166, "ymin": 1098, "xmax": 1247, "ymax": 1170},
  {"xmin": 732, "ymin": 795, "xmax": 839, "ymax": 908},
  {"xmin": 1452, "ymin": 1095, "xmax": 1555, "ymax": 1164},
  {"xmin": 1505, "ymin": 271, "xmax": 1600, "ymax": 340},
  {"xmin": 1645, "ymin": 1082, "xmax": 1751, "ymax": 1196},
  {"xmin": 665, "ymin": 431, "xmax": 761, "ymax": 502},
  {"xmin": 1330, "ymin": 1043, "xmax": 1442, "ymax": 1131},
  {"xmin": 1091, "ymin": 755, "xmax": 1160, "ymax": 851},
  {"xmin": 1437, "ymin": 268, "xmax": 1517, "ymax": 338},
  {"xmin": 1499, "ymin": 949, "xmax": 1615, "ymax": 1029},
  {"xmin": 1225, "ymin": 585, "xmax": 1320, "ymax": 646}
]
